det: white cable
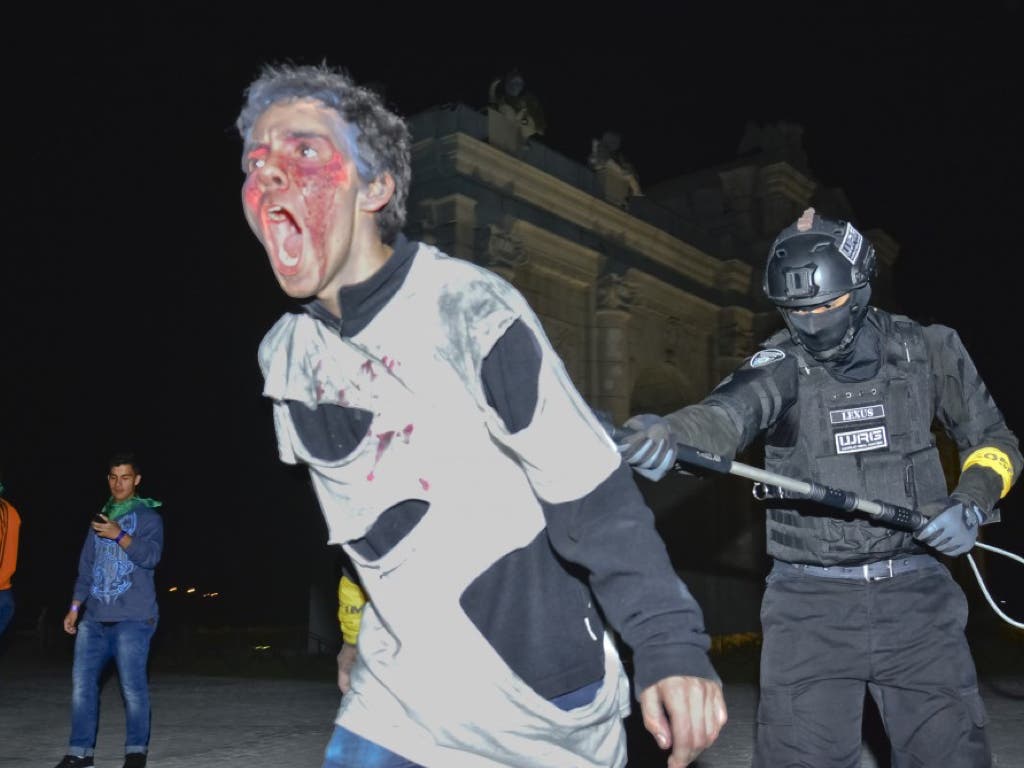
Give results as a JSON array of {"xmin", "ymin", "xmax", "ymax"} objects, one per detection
[{"xmin": 967, "ymin": 542, "xmax": 1024, "ymax": 630}]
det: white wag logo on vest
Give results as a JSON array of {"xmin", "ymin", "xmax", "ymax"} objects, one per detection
[{"xmin": 834, "ymin": 426, "xmax": 888, "ymax": 454}]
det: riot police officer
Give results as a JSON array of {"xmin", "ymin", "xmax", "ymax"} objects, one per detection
[{"xmin": 617, "ymin": 207, "xmax": 1020, "ymax": 767}]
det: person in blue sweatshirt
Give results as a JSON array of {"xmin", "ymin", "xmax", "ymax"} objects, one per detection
[{"xmin": 53, "ymin": 452, "xmax": 164, "ymax": 768}]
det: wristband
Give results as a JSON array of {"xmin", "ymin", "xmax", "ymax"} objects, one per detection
[
  {"xmin": 69, "ymin": 604, "xmax": 79, "ymax": 613},
  {"xmin": 114, "ymin": 530, "xmax": 127, "ymax": 544}
]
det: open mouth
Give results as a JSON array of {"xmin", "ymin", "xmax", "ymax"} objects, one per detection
[{"xmin": 264, "ymin": 205, "xmax": 304, "ymax": 271}]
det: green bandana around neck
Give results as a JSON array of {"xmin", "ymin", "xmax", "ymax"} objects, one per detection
[{"xmin": 100, "ymin": 495, "xmax": 162, "ymax": 521}]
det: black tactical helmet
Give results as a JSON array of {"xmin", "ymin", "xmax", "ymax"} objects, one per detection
[{"xmin": 763, "ymin": 208, "xmax": 876, "ymax": 308}]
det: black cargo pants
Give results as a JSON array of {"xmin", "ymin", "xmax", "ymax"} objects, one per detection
[{"xmin": 753, "ymin": 557, "xmax": 989, "ymax": 768}]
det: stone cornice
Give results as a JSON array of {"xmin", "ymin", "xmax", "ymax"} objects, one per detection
[
  {"xmin": 510, "ymin": 219, "xmax": 604, "ymax": 285},
  {"xmin": 438, "ymin": 133, "xmax": 747, "ymax": 291},
  {"xmin": 625, "ymin": 268, "xmax": 720, "ymax": 321}
]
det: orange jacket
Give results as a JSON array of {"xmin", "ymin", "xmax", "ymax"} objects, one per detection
[{"xmin": 0, "ymin": 498, "xmax": 19, "ymax": 591}]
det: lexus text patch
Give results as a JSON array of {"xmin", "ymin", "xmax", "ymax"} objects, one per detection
[{"xmin": 829, "ymin": 404, "xmax": 885, "ymax": 425}]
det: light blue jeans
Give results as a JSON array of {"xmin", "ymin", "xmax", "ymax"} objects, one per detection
[
  {"xmin": 67, "ymin": 618, "xmax": 157, "ymax": 757},
  {"xmin": 321, "ymin": 679, "xmax": 601, "ymax": 768}
]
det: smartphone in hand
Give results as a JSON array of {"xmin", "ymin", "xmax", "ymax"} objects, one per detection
[{"xmin": 93, "ymin": 513, "xmax": 107, "ymax": 524}]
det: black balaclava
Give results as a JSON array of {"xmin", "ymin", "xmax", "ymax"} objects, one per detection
[{"xmin": 783, "ymin": 284, "xmax": 872, "ymax": 362}]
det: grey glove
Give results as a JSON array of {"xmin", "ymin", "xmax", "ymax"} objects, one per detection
[
  {"xmin": 615, "ymin": 413, "xmax": 677, "ymax": 481},
  {"xmin": 914, "ymin": 498, "xmax": 984, "ymax": 556}
]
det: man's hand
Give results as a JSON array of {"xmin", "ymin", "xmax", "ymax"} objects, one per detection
[
  {"xmin": 638, "ymin": 675, "xmax": 727, "ymax": 768},
  {"xmin": 337, "ymin": 642, "xmax": 357, "ymax": 694},
  {"xmin": 63, "ymin": 608, "xmax": 80, "ymax": 635},
  {"xmin": 616, "ymin": 414, "xmax": 677, "ymax": 481},
  {"xmin": 914, "ymin": 498, "xmax": 983, "ymax": 556},
  {"xmin": 91, "ymin": 514, "xmax": 122, "ymax": 541}
]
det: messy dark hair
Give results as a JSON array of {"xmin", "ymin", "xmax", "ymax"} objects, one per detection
[
  {"xmin": 236, "ymin": 62, "xmax": 412, "ymax": 245},
  {"xmin": 108, "ymin": 452, "xmax": 141, "ymax": 475}
]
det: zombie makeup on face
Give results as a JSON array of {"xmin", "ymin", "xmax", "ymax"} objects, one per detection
[
  {"xmin": 243, "ymin": 113, "xmax": 359, "ymax": 266},
  {"xmin": 241, "ymin": 146, "xmax": 268, "ymax": 214},
  {"xmin": 241, "ymin": 132, "xmax": 352, "ymax": 214},
  {"xmin": 241, "ymin": 100, "xmax": 381, "ymax": 307},
  {"xmin": 289, "ymin": 135, "xmax": 354, "ymax": 278}
]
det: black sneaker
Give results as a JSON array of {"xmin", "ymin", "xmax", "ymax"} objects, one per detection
[
  {"xmin": 123, "ymin": 753, "xmax": 147, "ymax": 768},
  {"xmin": 54, "ymin": 757, "xmax": 94, "ymax": 768}
]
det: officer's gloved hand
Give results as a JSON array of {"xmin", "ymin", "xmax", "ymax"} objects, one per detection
[
  {"xmin": 615, "ymin": 414, "xmax": 677, "ymax": 481},
  {"xmin": 913, "ymin": 497, "xmax": 984, "ymax": 556}
]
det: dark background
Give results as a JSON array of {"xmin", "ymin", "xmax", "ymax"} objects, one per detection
[{"xmin": 4, "ymin": 3, "xmax": 1022, "ymax": 630}]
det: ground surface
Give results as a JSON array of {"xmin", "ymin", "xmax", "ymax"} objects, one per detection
[{"xmin": 2, "ymin": 622, "xmax": 1021, "ymax": 767}]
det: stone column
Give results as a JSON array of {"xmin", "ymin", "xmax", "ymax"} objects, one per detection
[{"xmin": 594, "ymin": 273, "xmax": 635, "ymax": 425}]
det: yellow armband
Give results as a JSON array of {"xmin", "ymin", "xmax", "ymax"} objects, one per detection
[
  {"xmin": 962, "ymin": 447, "xmax": 1014, "ymax": 499},
  {"xmin": 337, "ymin": 575, "xmax": 367, "ymax": 645}
]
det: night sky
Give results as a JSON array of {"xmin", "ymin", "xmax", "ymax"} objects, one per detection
[{"xmin": 5, "ymin": 4, "xmax": 1022, "ymax": 627}]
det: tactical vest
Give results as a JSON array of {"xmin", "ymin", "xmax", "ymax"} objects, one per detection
[{"xmin": 763, "ymin": 311, "xmax": 948, "ymax": 566}]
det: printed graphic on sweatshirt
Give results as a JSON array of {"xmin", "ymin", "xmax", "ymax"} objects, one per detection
[{"xmin": 91, "ymin": 511, "xmax": 137, "ymax": 604}]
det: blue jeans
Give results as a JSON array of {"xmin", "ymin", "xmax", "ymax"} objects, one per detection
[
  {"xmin": 321, "ymin": 679, "xmax": 601, "ymax": 768},
  {"xmin": 322, "ymin": 726, "xmax": 420, "ymax": 768},
  {"xmin": 67, "ymin": 618, "xmax": 157, "ymax": 757},
  {"xmin": 0, "ymin": 589, "xmax": 13, "ymax": 636}
]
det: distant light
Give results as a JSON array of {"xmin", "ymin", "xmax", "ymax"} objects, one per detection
[
  {"xmin": 202, "ymin": 592, "xmax": 221, "ymax": 598},
  {"xmin": 168, "ymin": 586, "xmax": 178, "ymax": 592},
  {"xmin": 253, "ymin": 645, "xmax": 272, "ymax": 651},
  {"xmin": 186, "ymin": 587, "xmax": 196, "ymax": 594}
]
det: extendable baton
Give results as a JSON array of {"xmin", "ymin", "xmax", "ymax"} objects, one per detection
[{"xmin": 671, "ymin": 443, "xmax": 925, "ymax": 532}]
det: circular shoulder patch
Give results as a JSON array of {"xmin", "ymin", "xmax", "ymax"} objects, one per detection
[{"xmin": 749, "ymin": 348, "xmax": 786, "ymax": 368}]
